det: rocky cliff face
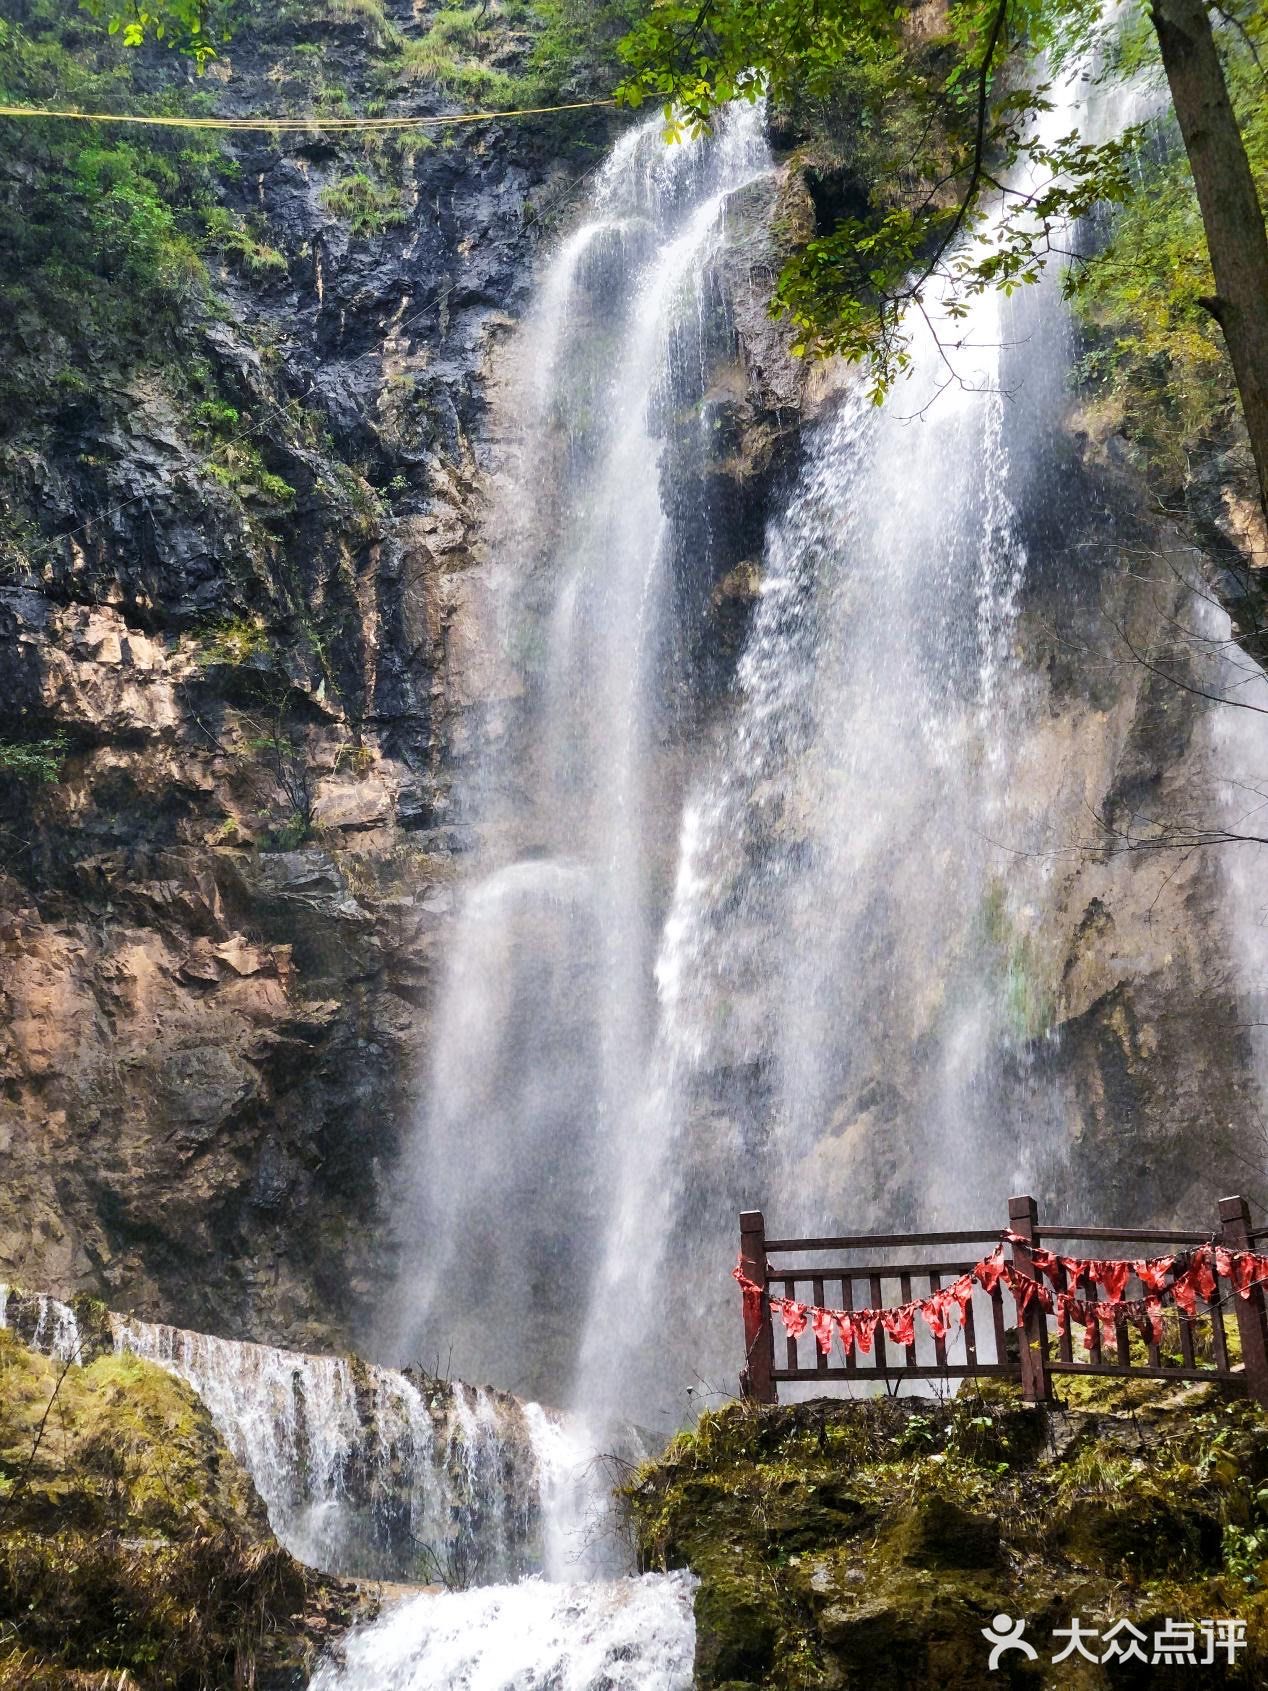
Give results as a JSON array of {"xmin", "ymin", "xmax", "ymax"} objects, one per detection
[{"xmin": 0, "ymin": 0, "xmax": 617, "ymax": 1348}]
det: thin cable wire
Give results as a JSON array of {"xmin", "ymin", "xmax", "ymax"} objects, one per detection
[
  {"xmin": 6, "ymin": 142, "xmax": 612, "ymax": 578},
  {"xmin": 0, "ymin": 97, "xmax": 615, "ymax": 130}
]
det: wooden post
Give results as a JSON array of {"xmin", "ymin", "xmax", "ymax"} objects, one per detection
[
  {"xmin": 1008, "ymin": 1194, "xmax": 1053, "ymax": 1404},
  {"xmin": 739, "ymin": 1210, "xmax": 776, "ymax": 1405},
  {"xmin": 1219, "ymin": 1195, "xmax": 1268, "ymax": 1410}
]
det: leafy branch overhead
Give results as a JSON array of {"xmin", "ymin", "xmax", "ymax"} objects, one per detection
[
  {"xmin": 79, "ymin": 0, "xmax": 234, "ymax": 66},
  {"xmin": 614, "ymin": 0, "xmax": 1268, "ymax": 505}
]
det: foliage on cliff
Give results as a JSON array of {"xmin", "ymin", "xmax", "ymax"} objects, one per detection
[
  {"xmin": 0, "ymin": 1329, "xmax": 363, "ymax": 1689},
  {"xmin": 627, "ymin": 1377, "xmax": 1268, "ymax": 1689},
  {"xmin": 1072, "ymin": 19, "xmax": 1268, "ymax": 501}
]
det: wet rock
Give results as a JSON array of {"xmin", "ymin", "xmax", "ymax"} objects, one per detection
[{"xmin": 626, "ymin": 1384, "xmax": 1268, "ymax": 1689}]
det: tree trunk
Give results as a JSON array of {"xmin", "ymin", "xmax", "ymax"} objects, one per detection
[{"xmin": 1151, "ymin": 0, "xmax": 1268, "ymax": 517}]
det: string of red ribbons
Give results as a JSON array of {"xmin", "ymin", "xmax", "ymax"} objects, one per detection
[{"xmin": 734, "ymin": 1233, "xmax": 1268, "ymax": 1362}]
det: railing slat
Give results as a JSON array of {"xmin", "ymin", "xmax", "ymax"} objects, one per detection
[
  {"xmin": 1056, "ymin": 1261, "xmax": 1073, "ymax": 1366},
  {"xmin": 813, "ymin": 1276, "xmax": 827, "ymax": 1374},
  {"xmin": 766, "ymin": 1258, "xmax": 983, "ymax": 1281},
  {"xmin": 1178, "ymin": 1301, "xmax": 1197, "ymax": 1369},
  {"xmin": 990, "ymin": 1282, "xmax": 1008, "ymax": 1366},
  {"xmin": 763, "ymin": 1230, "xmax": 1000, "ymax": 1251},
  {"xmin": 870, "ymin": 1273, "xmax": 887, "ymax": 1373},
  {"xmin": 783, "ymin": 1276, "xmax": 798, "ymax": 1374},
  {"xmin": 1035, "ymin": 1226, "xmax": 1211, "ymax": 1244},
  {"xmin": 772, "ymin": 1363, "xmax": 1016, "ymax": 1381},
  {"xmin": 929, "ymin": 1270, "xmax": 948, "ymax": 1372},
  {"xmin": 1211, "ymin": 1295, "xmax": 1231, "ymax": 1376},
  {"xmin": 1083, "ymin": 1270, "xmax": 1102, "ymax": 1366},
  {"xmin": 963, "ymin": 1292, "xmax": 978, "ymax": 1370},
  {"xmin": 899, "ymin": 1272, "xmax": 917, "ymax": 1369},
  {"xmin": 1113, "ymin": 1304, "xmax": 1132, "ymax": 1373},
  {"xmin": 842, "ymin": 1277, "xmax": 858, "ymax": 1375}
]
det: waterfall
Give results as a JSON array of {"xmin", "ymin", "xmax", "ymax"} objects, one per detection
[
  {"xmin": 386, "ymin": 102, "xmax": 776, "ymax": 1405},
  {"xmin": 109, "ymin": 1315, "xmax": 616, "ymax": 1583},
  {"xmin": 3, "ymin": 1288, "xmax": 84, "ymax": 1362},
  {"xmin": 388, "ymin": 85, "xmax": 1058, "ymax": 1424},
  {"xmin": 385, "ymin": 51, "xmax": 1268, "ymax": 1430}
]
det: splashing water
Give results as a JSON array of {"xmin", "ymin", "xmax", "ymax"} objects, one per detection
[
  {"xmin": 306, "ymin": 1572, "xmax": 697, "ymax": 1691},
  {"xmin": 5, "ymin": 1290, "xmax": 84, "ymax": 1362}
]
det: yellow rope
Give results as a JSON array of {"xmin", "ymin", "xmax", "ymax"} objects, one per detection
[{"xmin": 0, "ymin": 97, "xmax": 615, "ymax": 131}]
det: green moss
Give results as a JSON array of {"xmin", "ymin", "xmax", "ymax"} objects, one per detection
[
  {"xmin": 979, "ymin": 878, "xmax": 1055, "ymax": 1042},
  {"xmin": 627, "ymin": 1382, "xmax": 1268, "ymax": 1689}
]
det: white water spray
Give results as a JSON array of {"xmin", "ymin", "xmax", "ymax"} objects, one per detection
[{"xmin": 307, "ymin": 1571, "xmax": 697, "ymax": 1691}]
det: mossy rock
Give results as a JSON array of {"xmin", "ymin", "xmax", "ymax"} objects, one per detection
[
  {"xmin": 694, "ymin": 1567, "xmax": 781, "ymax": 1683},
  {"xmin": 1053, "ymin": 1490, "xmax": 1221, "ymax": 1575},
  {"xmin": 0, "ymin": 1332, "xmax": 366, "ymax": 1688},
  {"xmin": 893, "ymin": 1492, "xmax": 1002, "ymax": 1570},
  {"xmin": 626, "ymin": 1381, "xmax": 1268, "ymax": 1689},
  {"xmin": 0, "ymin": 1333, "xmax": 264, "ymax": 1537}
]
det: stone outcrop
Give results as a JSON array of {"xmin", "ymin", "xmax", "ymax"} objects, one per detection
[{"xmin": 626, "ymin": 1375, "xmax": 1268, "ymax": 1689}]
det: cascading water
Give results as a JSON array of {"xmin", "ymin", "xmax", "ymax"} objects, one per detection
[
  {"xmin": 386, "ymin": 103, "xmax": 776, "ymax": 1409},
  {"xmin": 3, "ymin": 1287, "xmax": 84, "ymax": 1361},
  {"xmin": 109, "ymin": 1315, "xmax": 613, "ymax": 1585},
  {"xmin": 387, "ymin": 77, "xmax": 1064, "ymax": 1425},
  {"xmin": 389, "ymin": 45, "xmax": 1268, "ymax": 1440}
]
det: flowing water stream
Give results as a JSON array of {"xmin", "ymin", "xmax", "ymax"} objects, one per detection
[
  {"xmin": 110, "ymin": 1314, "xmax": 617, "ymax": 1586},
  {"xmin": 386, "ymin": 102, "xmax": 777, "ymax": 1413}
]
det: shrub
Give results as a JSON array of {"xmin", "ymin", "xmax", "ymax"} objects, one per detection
[{"xmin": 319, "ymin": 171, "xmax": 407, "ymax": 236}]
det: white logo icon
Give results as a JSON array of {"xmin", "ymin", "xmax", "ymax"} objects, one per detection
[{"xmin": 981, "ymin": 1614, "xmax": 1038, "ymax": 1670}]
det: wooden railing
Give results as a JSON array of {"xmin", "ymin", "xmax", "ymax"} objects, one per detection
[{"xmin": 738, "ymin": 1194, "xmax": 1268, "ymax": 1409}]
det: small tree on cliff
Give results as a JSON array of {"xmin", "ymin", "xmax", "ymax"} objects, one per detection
[{"xmin": 616, "ymin": 0, "xmax": 1268, "ymax": 519}]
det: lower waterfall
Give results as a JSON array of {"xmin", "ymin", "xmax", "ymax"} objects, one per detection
[{"xmin": 109, "ymin": 1315, "xmax": 622, "ymax": 1585}]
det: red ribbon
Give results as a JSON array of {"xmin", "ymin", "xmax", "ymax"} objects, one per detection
[
  {"xmin": 810, "ymin": 1306, "xmax": 834, "ymax": 1355},
  {"xmin": 881, "ymin": 1304, "xmax": 916, "ymax": 1348},
  {"xmin": 773, "ymin": 1296, "xmax": 808, "ymax": 1340},
  {"xmin": 853, "ymin": 1310, "xmax": 878, "ymax": 1355},
  {"xmin": 975, "ymin": 1245, "xmax": 1006, "ymax": 1293}
]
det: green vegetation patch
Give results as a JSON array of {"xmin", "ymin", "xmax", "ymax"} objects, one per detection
[
  {"xmin": 0, "ymin": 736, "xmax": 69, "ymax": 786},
  {"xmin": 0, "ymin": 1331, "xmax": 363, "ymax": 1688},
  {"xmin": 319, "ymin": 170, "xmax": 408, "ymax": 236}
]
